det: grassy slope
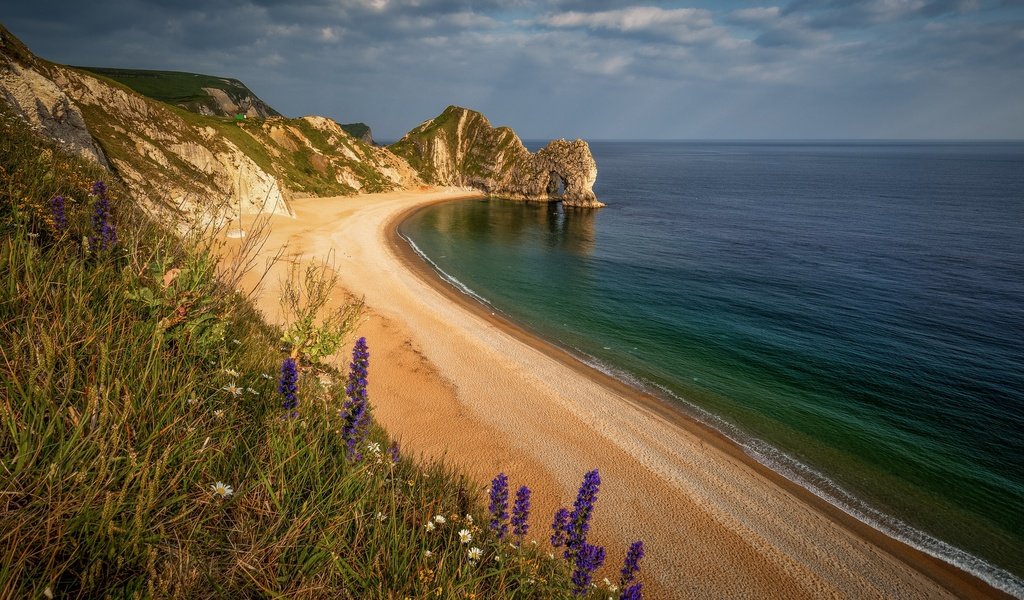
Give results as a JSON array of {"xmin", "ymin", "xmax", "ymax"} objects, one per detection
[
  {"xmin": 0, "ymin": 103, "xmax": 588, "ymax": 598},
  {"xmin": 77, "ymin": 67, "xmax": 280, "ymax": 117}
]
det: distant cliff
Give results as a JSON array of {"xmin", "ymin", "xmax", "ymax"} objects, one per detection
[
  {"xmin": 390, "ymin": 106, "xmax": 602, "ymax": 208},
  {"xmin": 79, "ymin": 67, "xmax": 281, "ymax": 119}
]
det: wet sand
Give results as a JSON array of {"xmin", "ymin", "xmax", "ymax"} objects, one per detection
[{"xmin": 238, "ymin": 188, "xmax": 1010, "ymax": 599}]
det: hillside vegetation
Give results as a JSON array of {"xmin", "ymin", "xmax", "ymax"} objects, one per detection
[{"xmin": 0, "ymin": 99, "xmax": 648, "ymax": 599}]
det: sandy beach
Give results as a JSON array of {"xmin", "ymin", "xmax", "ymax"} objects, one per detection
[{"xmin": 236, "ymin": 188, "xmax": 1008, "ymax": 599}]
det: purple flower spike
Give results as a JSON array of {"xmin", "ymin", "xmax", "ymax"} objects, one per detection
[
  {"xmin": 387, "ymin": 441, "xmax": 400, "ymax": 464},
  {"xmin": 278, "ymin": 357, "xmax": 299, "ymax": 417},
  {"xmin": 620, "ymin": 540, "xmax": 645, "ymax": 587},
  {"xmin": 50, "ymin": 195, "xmax": 67, "ymax": 234},
  {"xmin": 489, "ymin": 472, "xmax": 510, "ymax": 539},
  {"xmin": 340, "ymin": 337, "xmax": 371, "ymax": 460},
  {"xmin": 619, "ymin": 583, "xmax": 643, "ymax": 600},
  {"xmin": 89, "ymin": 181, "xmax": 116, "ymax": 251},
  {"xmin": 571, "ymin": 542, "xmax": 606, "ymax": 596},
  {"xmin": 511, "ymin": 485, "xmax": 531, "ymax": 543},
  {"xmin": 550, "ymin": 507, "xmax": 569, "ymax": 548},
  {"xmin": 565, "ymin": 469, "xmax": 601, "ymax": 561}
]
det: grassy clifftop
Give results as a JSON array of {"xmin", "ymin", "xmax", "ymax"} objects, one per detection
[{"xmin": 78, "ymin": 67, "xmax": 281, "ymax": 118}]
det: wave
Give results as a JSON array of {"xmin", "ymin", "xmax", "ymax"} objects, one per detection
[{"xmin": 398, "ymin": 231, "xmax": 1024, "ymax": 599}]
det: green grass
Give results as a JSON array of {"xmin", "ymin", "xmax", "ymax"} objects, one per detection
[
  {"xmin": 75, "ymin": 67, "xmax": 280, "ymax": 118},
  {"xmin": 0, "ymin": 102, "xmax": 621, "ymax": 598}
]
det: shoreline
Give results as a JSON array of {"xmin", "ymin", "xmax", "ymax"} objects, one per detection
[
  {"xmin": 386, "ymin": 198, "xmax": 1015, "ymax": 600},
  {"xmin": 242, "ymin": 189, "xmax": 1014, "ymax": 599}
]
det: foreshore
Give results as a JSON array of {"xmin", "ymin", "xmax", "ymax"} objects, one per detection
[{"xmin": 237, "ymin": 188, "xmax": 1011, "ymax": 599}]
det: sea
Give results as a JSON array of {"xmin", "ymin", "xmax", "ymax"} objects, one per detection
[{"xmin": 397, "ymin": 141, "xmax": 1024, "ymax": 595}]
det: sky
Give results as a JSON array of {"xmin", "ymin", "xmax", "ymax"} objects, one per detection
[{"xmin": 4, "ymin": 0, "xmax": 1024, "ymax": 140}]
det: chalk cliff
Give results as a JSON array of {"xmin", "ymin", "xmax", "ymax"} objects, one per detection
[{"xmin": 390, "ymin": 106, "xmax": 602, "ymax": 208}]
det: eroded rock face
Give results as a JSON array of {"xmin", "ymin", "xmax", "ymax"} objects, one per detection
[
  {"xmin": 0, "ymin": 26, "xmax": 108, "ymax": 168},
  {"xmin": 390, "ymin": 106, "xmax": 603, "ymax": 208}
]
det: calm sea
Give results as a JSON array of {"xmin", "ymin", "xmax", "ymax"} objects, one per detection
[{"xmin": 398, "ymin": 141, "xmax": 1024, "ymax": 594}]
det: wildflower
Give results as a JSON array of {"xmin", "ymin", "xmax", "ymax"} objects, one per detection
[
  {"xmin": 231, "ymin": 339, "xmax": 240, "ymax": 345},
  {"xmin": 223, "ymin": 383, "xmax": 242, "ymax": 397},
  {"xmin": 619, "ymin": 540, "xmax": 645, "ymax": 588},
  {"xmin": 89, "ymin": 180, "xmax": 116, "ymax": 250},
  {"xmin": 425, "ymin": 521, "xmax": 436, "ymax": 532},
  {"xmin": 488, "ymin": 472, "xmax": 509, "ymax": 539},
  {"xmin": 468, "ymin": 547, "xmax": 482, "ymax": 561},
  {"xmin": 464, "ymin": 514, "xmax": 473, "ymax": 525},
  {"xmin": 50, "ymin": 195, "xmax": 67, "ymax": 234},
  {"xmin": 213, "ymin": 409, "xmax": 224, "ymax": 419},
  {"xmin": 572, "ymin": 543, "xmax": 606, "ymax": 596},
  {"xmin": 511, "ymin": 485, "xmax": 531, "ymax": 543},
  {"xmin": 261, "ymin": 373, "xmax": 272, "ymax": 379},
  {"xmin": 278, "ymin": 357, "xmax": 298, "ymax": 417},
  {"xmin": 376, "ymin": 511, "xmax": 387, "ymax": 522},
  {"xmin": 433, "ymin": 515, "xmax": 446, "ymax": 524},
  {"xmin": 565, "ymin": 470, "xmax": 601, "ymax": 561},
  {"xmin": 619, "ymin": 583, "xmax": 642, "ymax": 600},
  {"xmin": 224, "ymin": 368, "xmax": 240, "ymax": 377},
  {"xmin": 211, "ymin": 481, "xmax": 234, "ymax": 498},
  {"xmin": 187, "ymin": 397, "xmax": 199, "ymax": 405},
  {"xmin": 340, "ymin": 337, "xmax": 371, "ymax": 460},
  {"xmin": 367, "ymin": 441, "xmax": 382, "ymax": 455},
  {"xmin": 388, "ymin": 441, "xmax": 400, "ymax": 464},
  {"xmin": 247, "ymin": 387, "xmax": 259, "ymax": 395},
  {"xmin": 458, "ymin": 529, "xmax": 472, "ymax": 544},
  {"xmin": 424, "ymin": 550, "xmax": 433, "ymax": 558},
  {"xmin": 550, "ymin": 507, "xmax": 570, "ymax": 548}
]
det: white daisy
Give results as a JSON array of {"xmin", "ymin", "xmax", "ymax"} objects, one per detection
[
  {"xmin": 211, "ymin": 481, "xmax": 233, "ymax": 498},
  {"xmin": 468, "ymin": 547, "xmax": 482, "ymax": 561},
  {"xmin": 433, "ymin": 515, "xmax": 446, "ymax": 524},
  {"xmin": 366, "ymin": 442, "xmax": 381, "ymax": 455},
  {"xmin": 425, "ymin": 521, "xmax": 436, "ymax": 532},
  {"xmin": 458, "ymin": 529, "xmax": 472, "ymax": 544},
  {"xmin": 224, "ymin": 368, "xmax": 240, "ymax": 377},
  {"xmin": 222, "ymin": 383, "xmax": 242, "ymax": 397}
]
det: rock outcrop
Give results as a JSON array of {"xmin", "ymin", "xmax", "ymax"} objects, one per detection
[
  {"xmin": 390, "ymin": 106, "xmax": 603, "ymax": 208},
  {"xmin": 340, "ymin": 122, "xmax": 374, "ymax": 145},
  {"xmin": 0, "ymin": 26, "xmax": 109, "ymax": 168}
]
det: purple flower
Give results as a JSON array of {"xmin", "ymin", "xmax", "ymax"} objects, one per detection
[
  {"xmin": 565, "ymin": 469, "xmax": 601, "ymax": 561},
  {"xmin": 619, "ymin": 583, "xmax": 643, "ymax": 600},
  {"xmin": 488, "ymin": 472, "xmax": 509, "ymax": 539},
  {"xmin": 278, "ymin": 357, "xmax": 299, "ymax": 417},
  {"xmin": 340, "ymin": 337, "xmax": 371, "ymax": 460},
  {"xmin": 89, "ymin": 180, "xmax": 116, "ymax": 250},
  {"xmin": 550, "ymin": 507, "xmax": 569, "ymax": 548},
  {"xmin": 619, "ymin": 540, "xmax": 645, "ymax": 587},
  {"xmin": 49, "ymin": 195, "xmax": 67, "ymax": 234},
  {"xmin": 511, "ymin": 485, "xmax": 531, "ymax": 543},
  {"xmin": 571, "ymin": 542, "xmax": 606, "ymax": 596},
  {"xmin": 387, "ymin": 441, "xmax": 400, "ymax": 464}
]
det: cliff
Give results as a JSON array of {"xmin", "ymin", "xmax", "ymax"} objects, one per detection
[
  {"xmin": 390, "ymin": 106, "xmax": 602, "ymax": 208},
  {"xmin": 0, "ymin": 24, "xmax": 420, "ymax": 222}
]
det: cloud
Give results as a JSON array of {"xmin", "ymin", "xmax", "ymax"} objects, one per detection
[{"xmin": 2, "ymin": 0, "xmax": 1022, "ymax": 139}]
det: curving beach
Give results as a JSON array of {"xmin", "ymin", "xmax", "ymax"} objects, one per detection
[{"xmin": 239, "ymin": 189, "xmax": 1009, "ymax": 600}]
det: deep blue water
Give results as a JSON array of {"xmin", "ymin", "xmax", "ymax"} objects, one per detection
[{"xmin": 399, "ymin": 141, "xmax": 1024, "ymax": 594}]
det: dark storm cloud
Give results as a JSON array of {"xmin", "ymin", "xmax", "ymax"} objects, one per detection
[{"xmin": 3, "ymin": 0, "xmax": 1023, "ymax": 139}]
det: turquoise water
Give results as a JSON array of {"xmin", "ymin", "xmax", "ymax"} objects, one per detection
[{"xmin": 398, "ymin": 141, "xmax": 1024, "ymax": 594}]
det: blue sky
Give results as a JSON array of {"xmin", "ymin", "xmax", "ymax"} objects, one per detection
[{"xmin": 4, "ymin": 0, "xmax": 1023, "ymax": 139}]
